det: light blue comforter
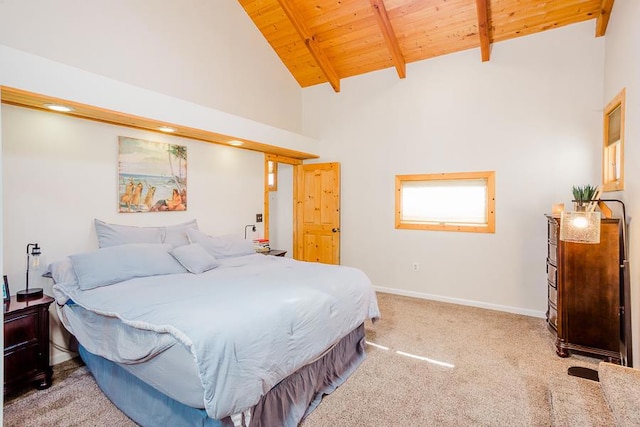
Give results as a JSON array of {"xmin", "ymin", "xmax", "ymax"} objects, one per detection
[{"xmin": 53, "ymin": 254, "xmax": 380, "ymax": 420}]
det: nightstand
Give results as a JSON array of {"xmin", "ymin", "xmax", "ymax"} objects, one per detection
[
  {"xmin": 264, "ymin": 249, "xmax": 287, "ymax": 257},
  {"xmin": 4, "ymin": 294, "xmax": 54, "ymax": 395}
]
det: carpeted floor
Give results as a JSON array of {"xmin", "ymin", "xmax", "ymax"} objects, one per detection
[{"xmin": 3, "ymin": 292, "xmax": 608, "ymax": 426}]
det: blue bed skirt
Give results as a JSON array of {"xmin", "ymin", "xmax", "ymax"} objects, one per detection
[{"xmin": 79, "ymin": 323, "xmax": 366, "ymax": 427}]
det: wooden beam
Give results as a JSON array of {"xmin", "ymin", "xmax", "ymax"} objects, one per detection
[
  {"xmin": 595, "ymin": 0, "xmax": 615, "ymax": 37},
  {"xmin": 475, "ymin": 0, "xmax": 491, "ymax": 61},
  {"xmin": 370, "ymin": 0, "xmax": 406, "ymax": 79},
  {"xmin": 277, "ymin": 0, "xmax": 340, "ymax": 92}
]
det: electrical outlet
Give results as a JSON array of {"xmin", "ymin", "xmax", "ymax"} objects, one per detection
[
  {"xmin": 412, "ymin": 262, "xmax": 419, "ymax": 271},
  {"xmin": 256, "ymin": 213, "xmax": 263, "ymax": 223}
]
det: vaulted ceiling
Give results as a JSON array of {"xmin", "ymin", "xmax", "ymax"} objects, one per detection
[{"xmin": 239, "ymin": 0, "xmax": 614, "ymax": 92}]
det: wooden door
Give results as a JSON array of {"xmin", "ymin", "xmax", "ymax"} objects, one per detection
[{"xmin": 294, "ymin": 163, "xmax": 340, "ymax": 264}]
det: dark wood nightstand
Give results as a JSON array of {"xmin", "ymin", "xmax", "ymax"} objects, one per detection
[
  {"xmin": 264, "ymin": 249, "xmax": 287, "ymax": 257},
  {"xmin": 4, "ymin": 294, "xmax": 54, "ymax": 395}
]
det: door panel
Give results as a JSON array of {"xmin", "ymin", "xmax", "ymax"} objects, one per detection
[{"xmin": 294, "ymin": 163, "xmax": 340, "ymax": 264}]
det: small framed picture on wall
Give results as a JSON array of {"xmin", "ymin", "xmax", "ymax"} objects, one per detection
[{"xmin": 3, "ymin": 275, "xmax": 10, "ymax": 302}]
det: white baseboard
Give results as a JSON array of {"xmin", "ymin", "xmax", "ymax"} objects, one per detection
[
  {"xmin": 373, "ymin": 286, "xmax": 546, "ymax": 319},
  {"xmin": 52, "ymin": 350, "xmax": 78, "ymax": 365}
]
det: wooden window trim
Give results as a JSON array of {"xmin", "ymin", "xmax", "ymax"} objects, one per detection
[
  {"xmin": 395, "ymin": 171, "xmax": 496, "ymax": 233},
  {"xmin": 268, "ymin": 160, "xmax": 278, "ymax": 191},
  {"xmin": 263, "ymin": 154, "xmax": 302, "ymax": 242},
  {"xmin": 602, "ymin": 88, "xmax": 625, "ymax": 192}
]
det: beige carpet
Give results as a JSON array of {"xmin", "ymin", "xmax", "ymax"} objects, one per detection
[
  {"xmin": 3, "ymin": 363, "xmax": 135, "ymax": 427},
  {"xmin": 599, "ymin": 362, "xmax": 640, "ymax": 427},
  {"xmin": 3, "ymin": 292, "xmax": 608, "ymax": 426}
]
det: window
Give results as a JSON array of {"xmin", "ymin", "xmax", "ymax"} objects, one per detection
[
  {"xmin": 603, "ymin": 88, "xmax": 625, "ymax": 192},
  {"xmin": 395, "ymin": 171, "xmax": 495, "ymax": 233},
  {"xmin": 268, "ymin": 160, "xmax": 278, "ymax": 191}
]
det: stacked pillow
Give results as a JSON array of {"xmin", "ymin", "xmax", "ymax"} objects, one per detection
[
  {"xmin": 49, "ymin": 220, "xmax": 258, "ymax": 291},
  {"xmin": 94, "ymin": 218, "xmax": 198, "ymax": 248}
]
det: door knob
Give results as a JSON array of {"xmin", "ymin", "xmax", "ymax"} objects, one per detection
[{"xmin": 332, "ymin": 228, "xmax": 340, "ymax": 233}]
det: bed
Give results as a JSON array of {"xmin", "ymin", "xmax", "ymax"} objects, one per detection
[{"xmin": 50, "ymin": 220, "xmax": 380, "ymax": 427}]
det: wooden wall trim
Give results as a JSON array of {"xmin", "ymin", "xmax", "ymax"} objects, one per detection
[{"xmin": 0, "ymin": 86, "xmax": 319, "ymax": 160}]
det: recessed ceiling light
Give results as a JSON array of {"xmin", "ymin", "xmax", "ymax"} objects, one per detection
[
  {"xmin": 44, "ymin": 103, "xmax": 74, "ymax": 113},
  {"xmin": 229, "ymin": 140, "xmax": 244, "ymax": 146},
  {"xmin": 157, "ymin": 126, "xmax": 177, "ymax": 133}
]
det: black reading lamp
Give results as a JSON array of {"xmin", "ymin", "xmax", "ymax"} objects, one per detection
[
  {"xmin": 16, "ymin": 243, "xmax": 44, "ymax": 301},
  {"xmin": 559, "ymin": 199, "xmax": 632, "ymax": 381}
]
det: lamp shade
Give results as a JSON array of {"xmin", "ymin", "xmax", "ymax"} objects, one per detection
[{"xmin": 559, "ymin": 211, "xmax": 601, "ymax": 244}]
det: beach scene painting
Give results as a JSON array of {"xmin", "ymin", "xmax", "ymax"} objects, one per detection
[{"xmin": 118, "ymin": 136, "xmax": 187, "ymax": 213}]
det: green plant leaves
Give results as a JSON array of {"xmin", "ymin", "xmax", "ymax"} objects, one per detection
[{"xmin": 571, "ymin": 184, "xmax": 597, "ymax": 201}]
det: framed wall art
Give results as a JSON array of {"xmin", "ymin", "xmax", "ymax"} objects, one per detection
[{"xmin": 118, "ymin": 137, "xmax": 187, "ymax": 213}]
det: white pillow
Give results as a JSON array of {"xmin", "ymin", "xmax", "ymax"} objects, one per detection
[
  {"xmin": 186, "ymin": 229, "xmax": 256, "ymax": 258},
  {"xmin": 94, "ymin": 219, "xmax": 164, "ymax": 248},
  {"xmin": 170, "ymin": 243, "xmax": 219, "ymax": 274},
  {"xmin": 164, "ymin": 219, "xmax": 199, "ymax": 247},
  {"xmin": 70, "ymin": 243, "xmax": 186, "ymax": 290},
  {"xmin": 47, "ymin": 257, "xmax": 78, "ymax": 285}
]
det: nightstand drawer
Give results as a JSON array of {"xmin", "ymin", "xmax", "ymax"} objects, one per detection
[
  {"xmin": 4, "ymin": 344, "xmax": 39, "ymax": 383},
  {"xmin": 3, "ymin": 295, "xmax": 54, "ymax": 394},
  {"xmin": 4, "ymin": 312, "xmax": 39, "ymax": 350}
]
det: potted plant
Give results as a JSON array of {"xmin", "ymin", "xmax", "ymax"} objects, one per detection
[{"xmin": 572, "ymin": 185, "xmax": 598, "ymax": 211}]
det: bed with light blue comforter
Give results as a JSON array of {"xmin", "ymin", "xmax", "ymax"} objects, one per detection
[{"xmin": 53, "ymin": 252, "xmax": 380, "ymax": 423}]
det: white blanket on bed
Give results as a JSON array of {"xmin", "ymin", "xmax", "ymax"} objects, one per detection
[{"xmin": 53, "ymin": 254, "xmax": 380, "ymax": 420}]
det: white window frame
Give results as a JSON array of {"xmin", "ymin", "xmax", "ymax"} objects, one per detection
[{"xmin": 395, "ymin": 171, "xmax": 496, "ymax": 233}]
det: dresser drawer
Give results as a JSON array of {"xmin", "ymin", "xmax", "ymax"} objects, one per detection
[
  {"xmin": 548, "ymin": 284, "xmax": 557, "ymax": 306},
  {"xmin": 547, "ymin": 264, "xmax": 557, "ymax": 288},
  {"xmin": 548, "ymin": 304, "xmax": 558, "ymax": 330},
  {"xmin": 548, "ymin": 219, "xmax": 558, "ymax": 244},
  {"xmin": 4, "ymin": 312, "xmax": 39, "ymax": 350},
  {"xmin": 548, "ymin": 243, "xmax": 557, "ymax": 265}
]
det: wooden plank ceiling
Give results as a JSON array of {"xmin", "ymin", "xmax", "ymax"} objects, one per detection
[{"xmin": 239, "ymin": 0, "xmax": 614, "ymax": 92}]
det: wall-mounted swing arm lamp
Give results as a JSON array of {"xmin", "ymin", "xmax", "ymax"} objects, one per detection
[
  {"xmin": 559, "ymin": 198, "xmax": 632, "ymax": 380},
  {"xmin": 16, "ymin": 243, "xmax": 44, "ymax": 301},
  {"xmin": 244, "ymin": 224, "xmax": 256, "ymax": 240}
]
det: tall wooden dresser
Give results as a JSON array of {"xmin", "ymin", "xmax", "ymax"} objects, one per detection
[{"xmin": 545, "ymin": 214, "xmax": 621, "ymax": 362}]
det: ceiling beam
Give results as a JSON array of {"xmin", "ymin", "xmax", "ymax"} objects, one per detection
[
  {"xmin": 370, "ymin": 0, "xmax": 406, "ymax": 79},
  {"xmin": 277, "ymin": 0, "xmax": 340, "ymax": 92},
  {"xmin": 595, "ymin": 0, "xmax": 615, "ymax": 37},
  {"xmin": 475, "ymin": 0, "xmax": 491, "ymax": 62}
]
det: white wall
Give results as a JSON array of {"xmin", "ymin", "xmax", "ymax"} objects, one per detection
[
  {"xmin": 302, "ymin": 21, "xmax": 604, "ymax": 317},
  {"xmin": 603, "ymin": 0, "xmax": 640, "ymax": 366},
  {"xmin": 0, "ymin": 0, "xmax": 302, "ymax": 133},
  {"xmin": 2, "ymin": 105, "xmax": 265, "ymax": 364}
]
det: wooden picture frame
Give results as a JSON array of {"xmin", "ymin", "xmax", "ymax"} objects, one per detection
[{"xmin": 3, "ymin": 275, "xmax": 10, "ymax": 302}]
